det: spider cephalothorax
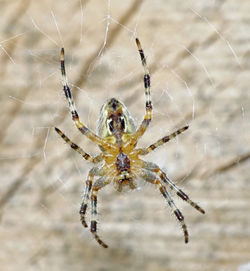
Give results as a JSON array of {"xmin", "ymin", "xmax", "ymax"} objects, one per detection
[{"xmin": 55, "ymin": 38, "xmax": 205, "ymax": 248}]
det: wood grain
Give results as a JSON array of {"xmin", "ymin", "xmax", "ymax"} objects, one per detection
[{"xmin": 0, "ymin": 1, "xmax": 249, "ymax": 271}]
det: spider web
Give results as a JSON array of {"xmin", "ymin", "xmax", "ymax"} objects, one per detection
[{"xmin": 0, "ymin": 0, "xmax": 249, "ymax": 270}]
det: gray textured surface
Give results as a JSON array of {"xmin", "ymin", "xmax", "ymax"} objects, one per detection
[{"xmin": 0, "ymin": 1, "xmax": 250, "ymax": 270}]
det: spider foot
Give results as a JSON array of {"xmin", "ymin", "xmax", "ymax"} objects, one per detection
[
  {"xmin": 91, "ymin": 221, "xmax": 108, "ymax": 248},
  {"xmin": 174, "ymin": 209, "xmax": 189, "ymax": 243},
  {"xmin": 80, "ymin": 216, "xmax": 88, "ymax": 228},
  {"xmin": 92, "ymin": 232, "xmax": 108, "ymax": 248}
]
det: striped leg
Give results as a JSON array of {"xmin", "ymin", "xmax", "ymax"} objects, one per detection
[
  {"xmin": 60, "ymin": 48, "xmax": 112, "ymax": 149},
  {"xmin": 158, "ymin": 182, "xmax": 189, "ymax": 243},
  {"xmin": 79, "ymin": 167, "xmax": 103, "ymax": 228},
  {"xmin": 139, "ymin": 126, "xmax": 189, "ymax": 155},
  {"xmin": 55, "ymin": 127, "xmax": 103, "ymax": 163},
  {"xmin": 133, "ymin": 38, "xmax": 152, "ymax": 142},
  {"xmin": 90, "ymin": 185, "xmax": 108, "ymax": 248},
  {"xmin": 143, "ymin": 162, "xmax": 205, "ymax": 214},
  {"xmin": 140, "ymin": 170, "xmax": 189, "ymax": 243}
]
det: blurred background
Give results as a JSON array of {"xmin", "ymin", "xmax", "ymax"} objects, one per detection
[{"xmin": 0, "ymin": 0, "xmax": 249, "ymax": 270}]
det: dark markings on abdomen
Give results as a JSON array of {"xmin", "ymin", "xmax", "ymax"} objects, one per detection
[{"xmin": 116, "ymin": 152, "xmax": 130, "ymax": 172}]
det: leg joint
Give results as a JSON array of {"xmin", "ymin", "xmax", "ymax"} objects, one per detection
[
  {"xmin": 174, "ymin": 209, "xmax": 184, "ymax": 221},
  {"xmin": 91, "ymin": 220, "xmax": 97, "ymax": 232},
  {"xmin": 144, "ymin": 74, "xmax": 150, "ymax": 89}
]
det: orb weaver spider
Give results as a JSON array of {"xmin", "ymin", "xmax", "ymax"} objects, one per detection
[{"xmin": 55, "ymin": 38, "xmax": 205, "ymax": 248}]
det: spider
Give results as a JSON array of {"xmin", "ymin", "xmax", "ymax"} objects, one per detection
[{"xmin": 55, "ymin": 38, "xmax": 205, "ymax": 248}]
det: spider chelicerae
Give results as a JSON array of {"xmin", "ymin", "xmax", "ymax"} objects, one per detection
[{"xmin": 55, "ymin": 38, "xmax": 205, "ymax": 248}]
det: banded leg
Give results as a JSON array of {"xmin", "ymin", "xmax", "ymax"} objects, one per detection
[
  {"xmin": 55, "ymin": 127, "xmax": 103, "ymax": 163},
  {"xmin": 133, "ymin": 38, "xmax": 152, "ymax": 142},
  {"xmin": 140, "ymin": 170, "xmax": 189, "ymax": 243},
  {"xmin": 143, "ymin": 162, "xmax": 205, "ymax": 214},
  {"xmin": 139, "ymin": 126, "xmax": 189, "ymax": 155},
  {"xmin": 90, "ymin": 182, "xmax": 108, "ymax": 248},
  {"xmin": 60, "ymin": 48, "xmax": 113, "ymax": 149},
  {"xmin": 79, "ymin": 167, "xmax": 103, "ymax": 227}
]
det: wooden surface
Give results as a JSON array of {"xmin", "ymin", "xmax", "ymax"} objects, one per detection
[{"xmin": 0, "ymin": 1, "xmax": 250, "ymax": 270}]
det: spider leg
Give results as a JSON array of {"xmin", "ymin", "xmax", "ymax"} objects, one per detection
[
  {"xmin": 79, "ymin": 167, "xmax": 104, "ymax": 227},
  {"xmin": 140, "ymin": 169, "xmax": 189, "ymax": 243},
  {"xmin": 133, "ymin": 38, "xmax": 152, "ymax": 143},
  {"xmin": 142, "ymin": 162, "xmax": 205, "ymax": 214},
  {"xmin": 60, "ymin": 48, "xmax": 113, "ymax": 149},
  {"xmin": 139, "ymin": 126, "xmax": 189, "ymax": 155},
  {"xmin": 90, "ymin": 178, "xmax": 109, "ymax": 248},
  {"xmin": 55, "ymin": 127, "xmax": 103, "ymax": 163}
]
